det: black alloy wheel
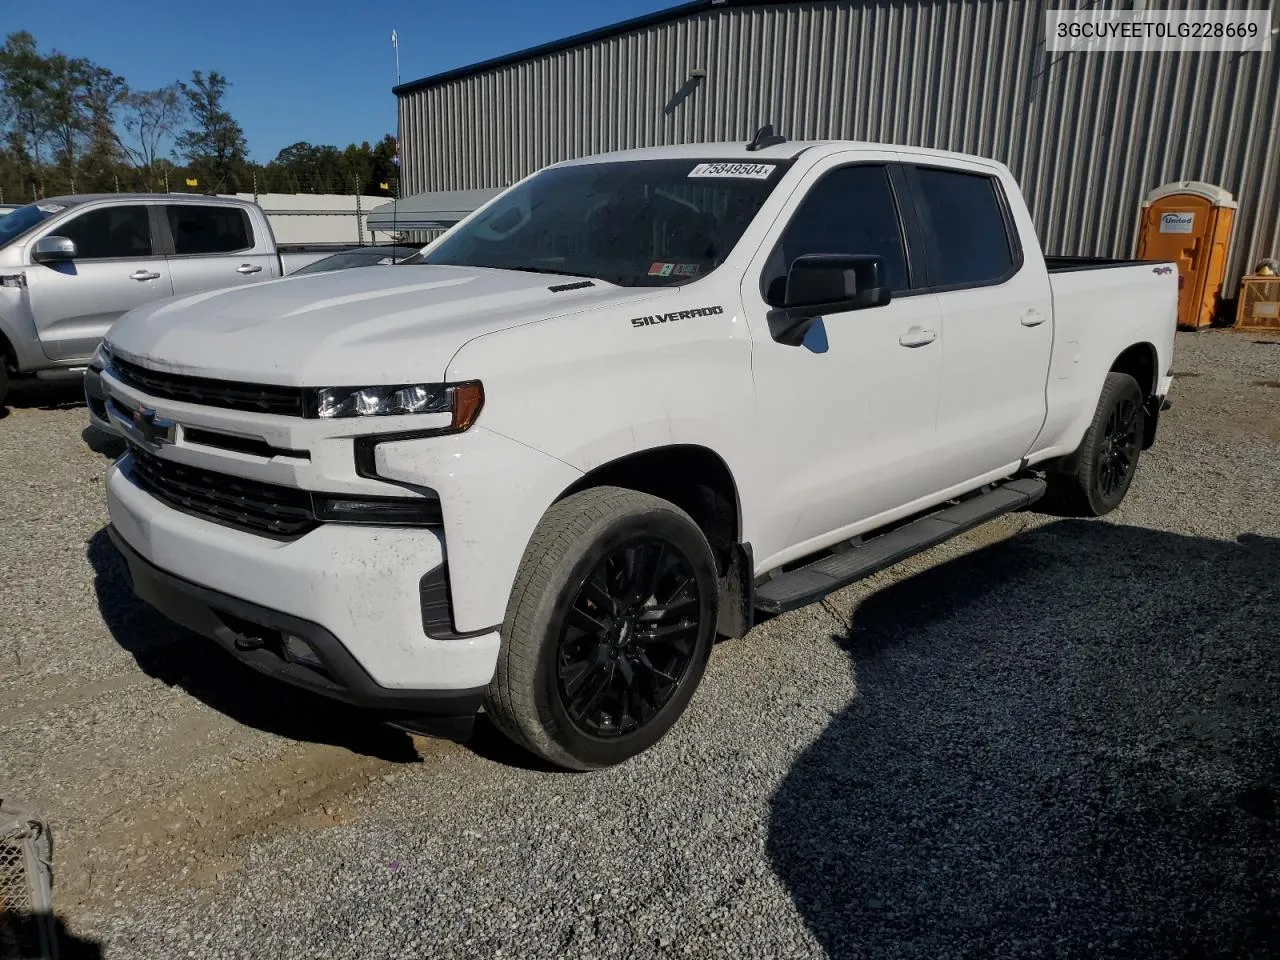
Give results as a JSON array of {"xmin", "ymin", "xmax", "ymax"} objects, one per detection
[
  {"xmin": 1096, "ymin": 391, "xmax": 1142, "ymax": 499},
  {"xmin": 556, "ymin": 536, "xmax": 701, "ymax": 738}
]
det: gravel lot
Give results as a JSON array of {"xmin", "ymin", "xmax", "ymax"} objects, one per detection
[{"xmin": 1, "ymin": 330, "xmax": 1278, "ymax": 959}]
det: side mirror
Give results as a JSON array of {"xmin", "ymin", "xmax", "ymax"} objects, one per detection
[
  {"xmin": 32, "ymin": 236, "xmax": 77, "ymax": 264},
  {"xmin": 768, "ymin": 253, "xmax": 892, "ymax": 345},
  {"xmin": 785, "ymin": 254, "xmax": 891, "ymax": 311}
]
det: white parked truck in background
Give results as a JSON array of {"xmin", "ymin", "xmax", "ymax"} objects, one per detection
[
  {"xmin": 0, "ymin": 194, "xmax": 347, "ymax": 406},
  {"xmin": 96, "ymin": 136, "xmax": 1177, "ymax": 769}
]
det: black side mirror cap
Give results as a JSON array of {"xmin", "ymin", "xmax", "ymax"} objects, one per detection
[{"xmin": 767, "ymin": 253, "xmax": 892, "ymax": 345}]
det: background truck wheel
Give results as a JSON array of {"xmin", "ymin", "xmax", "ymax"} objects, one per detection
[
  {"xmin": 1045, "ymin": 372, "xmax": 1146, "ymax": 517},
  {"xmin": 484, "ymin": 486, "xmax": 719, "ymax": 771}
]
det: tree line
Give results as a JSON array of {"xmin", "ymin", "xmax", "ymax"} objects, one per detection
[{"xmin": 0, "ymin": 31, "xmax": 400, "ymax": 203}]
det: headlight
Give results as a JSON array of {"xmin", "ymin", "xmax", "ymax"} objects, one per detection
[
  {"xmin": 90, "ymin": 342, "xmax": 111, "ymax": 371},
  {"xmin": 309, "ymin": 380, "xmax": 484, "ymax": 430}
]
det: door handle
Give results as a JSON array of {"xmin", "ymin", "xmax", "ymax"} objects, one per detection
[
  {"xmin": 1020, "ymin": 310, "xmax": 1047, "ymax": 327},
  {"xmin": 236, "ymin": 263, "xmax": 263, "ymax": 275},
  {"xmin": 130, "ymin": 270, "xmax": 161, "ymax": 281},
  {"xmin": 898, "ymin": 327, "xmax": 938, "ymax": 348}
]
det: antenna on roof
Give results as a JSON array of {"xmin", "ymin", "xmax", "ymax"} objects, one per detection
[{"xmin": 746, "ymin": 124, "xmax": 787, "ymax": 152}]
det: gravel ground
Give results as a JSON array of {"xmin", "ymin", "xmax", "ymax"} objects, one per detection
[{"xmin": 1, "ymin": 330, "xmax": 1278, "ymax": 959}]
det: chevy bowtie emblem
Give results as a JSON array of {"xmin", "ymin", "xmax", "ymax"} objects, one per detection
[{"xmin": 132, "ymin": 405, "xmax": 175, "ymax": 446}]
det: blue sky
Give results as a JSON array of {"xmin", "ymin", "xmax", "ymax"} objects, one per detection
[{"xmin": 10, "ymin": 0, "xmax": 675, "ymax": 162}]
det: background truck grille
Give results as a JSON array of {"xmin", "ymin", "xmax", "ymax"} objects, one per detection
[
  {"xmin": 128, "ymin": 446, "xmax": 319, "ymax": 538},
  {"xmin": 110, "ymin": 357, "xmax": 307, "ymax": 417}
]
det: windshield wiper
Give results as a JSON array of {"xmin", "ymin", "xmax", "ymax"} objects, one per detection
[{"xmin": 498, "ymin": 265, "xmax": 602, "ymax": 281}]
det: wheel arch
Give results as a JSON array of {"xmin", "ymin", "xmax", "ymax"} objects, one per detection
[
  {"xmin": 558, "ymin": 443, "xmax": 742, "ymax": 552},
  {"xmin": 1109, "ymin": 341, "xmax": 1161, "ymax": 448},
  {"xmin": 1110, "ymin": 341, "xmax": 1158, "ymax": 397}
]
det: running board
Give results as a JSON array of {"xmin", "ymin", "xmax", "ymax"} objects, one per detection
[{"xmin": 754, "ymin": 477, "xmax": 1046, "ymax": 615}]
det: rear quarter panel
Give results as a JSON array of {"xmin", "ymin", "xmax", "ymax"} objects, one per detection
[{"xmin": 1032, "ymin": 264, "xmax": 1178, "ymax": 461}]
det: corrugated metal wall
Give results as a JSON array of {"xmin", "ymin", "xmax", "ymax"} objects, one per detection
[{"xmin": 398, "ymin": 0, "xmax": 1280, "ymax": 288}]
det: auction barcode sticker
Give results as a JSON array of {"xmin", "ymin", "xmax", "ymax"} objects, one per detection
[{"xmin": 689, "ymin": 162, "xmax": 776, "ymax": 180}]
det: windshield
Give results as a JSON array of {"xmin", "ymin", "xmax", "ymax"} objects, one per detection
[
  {"xmin": 0, "ymin": 201, "xmax": 73, "ymax": 249},
  {"xmin": 424, "ymin": 159, "xmax": 791, "ymax": 286}
]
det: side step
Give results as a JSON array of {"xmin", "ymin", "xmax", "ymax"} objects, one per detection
[{"xmin": 754, "ymin": 477, "xmax": 1046, "ymax": 615}]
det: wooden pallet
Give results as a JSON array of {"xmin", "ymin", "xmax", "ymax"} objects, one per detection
[{"xmin": 1235, "ymin": 275, "xmax": 1280, "ymax": 333}]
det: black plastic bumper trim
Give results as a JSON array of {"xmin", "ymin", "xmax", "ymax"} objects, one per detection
[
  {"xmin": 108, "ymin": 526, "xmax": 486, "ymax": 719},
  {"xmin": 419, "ymin": 564, "xmax": 500, "ymax": 640}
]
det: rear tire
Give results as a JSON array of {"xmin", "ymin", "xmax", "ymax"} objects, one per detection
[
  {"xmin": 1044, "ymin": 372, "xmax": 1145, "ymax": 517},
  {"xmin": 0, "ymin": 362, "xmax": 9, "ymax": 408},
  {"xmin": 484, "ymin": 486, "xmax": 718, "ymax": 770}
]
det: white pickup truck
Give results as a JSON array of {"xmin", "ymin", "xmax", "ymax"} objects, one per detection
[{"xmin": 97, "ymin": 136, "xmax": 1176, "ymax": 769}]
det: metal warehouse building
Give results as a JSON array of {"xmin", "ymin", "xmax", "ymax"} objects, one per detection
[{"xmin": 393, "ymin": 0, "xmax": 1280, "ymax": 290}]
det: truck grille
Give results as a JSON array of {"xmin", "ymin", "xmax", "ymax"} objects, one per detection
[
  {"xmin": 128, "ymin": 446, "xmax": 319, "ymax": 539},
  {"xmin": 110, "ymin": 357, "xmax": 307, "ymax": 417}
]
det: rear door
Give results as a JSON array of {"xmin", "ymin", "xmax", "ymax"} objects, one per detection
[
  {"xmin": 905, "ymin": 162, "xmax": 1053, "ymax": 484},
  {"xmin": 161, "ymin": 203, "xmax": 276, "ymax": 296},
  {"xmin": 743, "ymin": 155, "xmax": 946, "ymax": 565},
  {"xmin": 24, "ymin": 202, "xmax": 173, "ymax": 362}
]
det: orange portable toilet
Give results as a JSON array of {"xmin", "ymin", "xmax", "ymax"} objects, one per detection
[{"xmin": 1136, "ymin": 181, "xmax": 1237, "ymax": 330}]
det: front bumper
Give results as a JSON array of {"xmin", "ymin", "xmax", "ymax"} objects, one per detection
[
  {"xmin": 109, "ymin": 526, "xmax": 486, "ymax": 733},
  {"xmin": 106, "ymin": 457, "xmax": 502, "ymax": 694}
]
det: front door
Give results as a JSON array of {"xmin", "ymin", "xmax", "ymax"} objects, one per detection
[
  {"xmin": 743, "ymin": 156, "xmax": 945, "ymax": 569},
  {"xmin": 26, "ymin": 203, "xmax": 173, "ymax": 362}
]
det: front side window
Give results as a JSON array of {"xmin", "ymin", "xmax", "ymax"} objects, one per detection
[
  {"xmin": 764, "ymin": 165, "xmax": 910, "ymax": 301},
  {"xmin": 913, "ymin": 168, "xmax": 1016, "ymax": 287},
  {"xmin": 166, "ymin": 205, "xmax": 252, "ymax": 255},
  {"xmin": 424, "ymin": 159, "xmax": 790, "ymax": 287},
  {"xmin": 58, "ymin": 206, "xmax": 153, "ymax": 260}
]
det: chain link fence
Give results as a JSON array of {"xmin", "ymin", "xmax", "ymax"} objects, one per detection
[{"xmin": 0, "ymin": 802, "xmax": 55, "ymax": 960}]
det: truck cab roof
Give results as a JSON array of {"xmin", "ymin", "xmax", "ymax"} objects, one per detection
[{"xmin": 553, "ymin": 139, "xmax": 1011, "ymax": 174}]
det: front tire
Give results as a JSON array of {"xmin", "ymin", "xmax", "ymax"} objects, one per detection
[
  {"xmin": 484, "ymin": 486, "xmax": 719, "ymax": 770},
  {"xmin": 1045, "ymin": 371, "xmax": 1146, "ymax": 516}
]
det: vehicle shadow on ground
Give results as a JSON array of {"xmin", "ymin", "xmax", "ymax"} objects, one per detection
[
  {"xmin": 85, "ymin": 528, "xmax": 421, "ymax": 763},
  {"xmin": 0, "ymin": 380, "xmax": 84, "ymax": 416},
  {"xmin": 767, "ymin": 520, "xmax": 1280, "ymax": 960},
  {"xmin": 3, "ymin": 911, "xmax": 104, "ymax": 959}
]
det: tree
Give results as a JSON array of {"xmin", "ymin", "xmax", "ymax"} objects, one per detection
[
  {"xmin": 0, "ymin": 32, "xmax": 53, "ymax": 196},
  {"xmin": 118, "ymin": 84, "xmax": 183, "ymax": 189},
  {"xmin": 175, "ymin": 70, "xmax": 246, "ymax": 192},
  {"xmin": 0, "ymin": 33, "xmax": 127, "ymax": 196}
]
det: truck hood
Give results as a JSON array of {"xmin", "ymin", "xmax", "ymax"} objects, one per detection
[{"xmin": 106, "ymin": 264, "xmax": 659, "ymax": 385}]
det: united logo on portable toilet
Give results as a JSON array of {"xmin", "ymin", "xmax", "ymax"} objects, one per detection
[{"xmin": 1159, "ymin": 212, "xmax": 1195, "ymax": 234}]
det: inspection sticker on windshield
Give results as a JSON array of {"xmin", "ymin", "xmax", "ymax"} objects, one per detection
[{"xmin": 688, "ymin": 162, "xmax": 776, "ymax": 180}]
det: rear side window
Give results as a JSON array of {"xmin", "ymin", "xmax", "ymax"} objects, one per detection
[
  {"xmin": 58, "ymin": 206, "xmax": 152, "ymax": 259},
  {"xmin": 166, "ymin": 205, "xmax": 252, "ymax": 255},
  {"xmin": 914, "ymin": 168, "xmax": 1016, "ymax": 287},
  {"xmin": 765, "ymin": 165, "xmax": 909, "ymax": 299}
]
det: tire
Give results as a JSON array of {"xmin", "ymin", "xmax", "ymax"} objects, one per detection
[
  {"xmin": 0, "ymin": 362, "xmax": 8, "ymax": 408},
  {"xmin": 1044, "ymin": 371, "xmax": 1146, "ymax": 517},
  {"xmin": 485, "ymin": 486, "xmax": 719, "ymax": 770}
]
